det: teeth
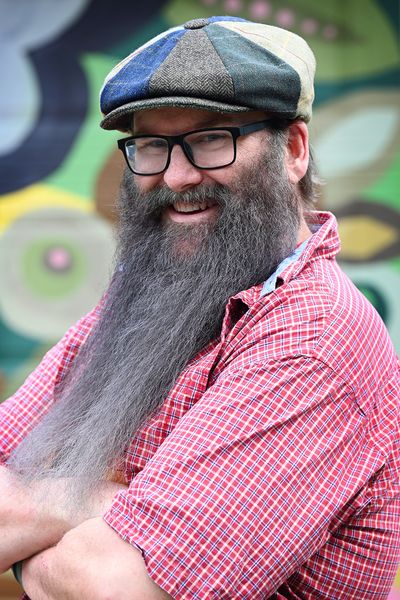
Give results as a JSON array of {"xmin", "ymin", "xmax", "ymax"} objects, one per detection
[{"xmin": 173, "ymin": 201, "xmax": 208, "ymax": 213}]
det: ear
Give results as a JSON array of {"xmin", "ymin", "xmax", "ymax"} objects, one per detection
[{"xmin": 284, "ymin": 121, "xmax": 309, "ymax": 184}]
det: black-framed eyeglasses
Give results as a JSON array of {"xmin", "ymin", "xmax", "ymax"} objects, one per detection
[{"xmin": 117, "ymin": 119, "xmax": 279, "ymax": 176}]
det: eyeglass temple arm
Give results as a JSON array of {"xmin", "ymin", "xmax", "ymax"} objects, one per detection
[{"xmin": 238, "ymin": 119, "xmax": 273, "ymax": 136}]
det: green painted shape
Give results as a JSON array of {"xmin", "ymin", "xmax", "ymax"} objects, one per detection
[
  {"xmin": 110, "ymin": 15, "xmax": 170, "ymax": 59},
  {"xmin": 0, "ymin": 343, "xmax": 53, "ymax": 402},
  {"xmin": 206, "ymin": 24, "xmax": 301, "ymax": 115},
  {"xmin": 390, "ymin": 256, "xmax": 400, "ymax": 270},
  {"xmin": 306, "ymin": 0, "xmax": 399, "ymax": 81},
  {"xmin": 0, "ymin": 318, "xmax": 39, "ymax": 375},
  {"xmin": 22, "ymin": 238, "xmax": 86, "ymax": 298},
  {"xmin": 364, "ymin": 151, "xmax": 400, "ymax": 211},
  {"xmin": 162, "ymin": 0, "xmax": 211, "ymax": 25},
  {"xmin": 164, "ymin": 0, "xmax": 399, "ymax": 82},
  {"xmin": 45, "ymin": 53, "xmax": 120, "ymax": 199}
]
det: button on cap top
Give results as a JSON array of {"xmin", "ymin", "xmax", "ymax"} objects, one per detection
[{"xmin": 184, "ymin": 18, "xmax": 209, "ymax": 29}]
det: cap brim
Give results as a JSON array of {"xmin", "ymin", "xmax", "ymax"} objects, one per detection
[{"xmin": 100, "ymin": 96, "xmax": 252, "ymax": 131}]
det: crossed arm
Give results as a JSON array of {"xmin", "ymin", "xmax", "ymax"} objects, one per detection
[
  {"xmin": 2, "ymin": 347, "xmax": 397, "ymax": 598},
  {"xmin": 0, "ymin": 466, "xmax": 172, "ymax": 599}
]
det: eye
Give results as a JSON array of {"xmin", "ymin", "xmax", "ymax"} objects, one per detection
[
  {"xmin": 134, "ymin": 138, "xmax": 167, "ymax": 155},
  {"xmin": 199, "ymin": 132, "xmax": 228, "ymax": 142},
  {"xmin": 204, "ymin": 133, "xmax": 226, "ymax": 142},
  {"xmin": 188, "ymin": 131, "xmax": 232, "ymax": 149}
]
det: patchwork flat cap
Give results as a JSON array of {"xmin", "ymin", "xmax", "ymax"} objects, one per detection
[{"xmin": 100, "ymin": 16, "xmax": 316, "ymax": 131}]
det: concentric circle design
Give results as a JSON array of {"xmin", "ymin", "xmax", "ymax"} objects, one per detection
[
  {"xmin": 22, "ymin": 237, "xmax": 85, "ymax": 298},
  {"xmin": 43, "ymin": 245, "xmax": 75, "ymax": 273},
  {"xmin": 0, "ymin": 206, "xmax": 114, "ymax": 340}
]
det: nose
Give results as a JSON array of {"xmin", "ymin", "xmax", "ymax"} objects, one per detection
[{"xmin": 162, "ymin": 144, "xmax": 204, "ymax": 192}]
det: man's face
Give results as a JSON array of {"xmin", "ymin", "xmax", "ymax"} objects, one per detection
[{"xmin": 132, "ymin": 107, "xmax": 274, "ymax": 226}]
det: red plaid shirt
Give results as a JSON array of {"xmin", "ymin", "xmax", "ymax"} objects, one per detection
[{"xmin": 1, "ymin": 212, "xmax": 399, "ymax": 599}]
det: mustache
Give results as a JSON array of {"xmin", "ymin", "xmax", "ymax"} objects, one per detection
[{"xmin": 124, "ymin": 177, "xmax": 230, "ymax": 217}]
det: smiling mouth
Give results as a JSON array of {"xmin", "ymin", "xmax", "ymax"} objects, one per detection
[
  {"xmin": 165, "ymin": 200, "xmax": 219, "ymax": 223},
  {"xmin": 172, "ymin": 200, "xmax": 215, "ymax": 214}
]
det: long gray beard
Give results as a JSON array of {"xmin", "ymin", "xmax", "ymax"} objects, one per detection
[{"xmin": 9, "ymin": 144, "xmax": 301, "ymax": 505}]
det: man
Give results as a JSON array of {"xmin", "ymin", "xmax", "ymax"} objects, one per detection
[{"xmin": 0, "ymin": 16, "xmax": 399, "ymax": 599}]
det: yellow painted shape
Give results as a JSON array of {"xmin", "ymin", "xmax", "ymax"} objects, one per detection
[
  {"xmin": 0, "ymin": 184, "xmax": 92, "ymax": 233},
  {"xmin": 339, "ymin": 215, "xmax": 398, "ymax": 260}
]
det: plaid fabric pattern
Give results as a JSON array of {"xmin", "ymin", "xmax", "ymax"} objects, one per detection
[{"xmin": 1, "ymin": 212, "xmax": 399, "ymax": 599}]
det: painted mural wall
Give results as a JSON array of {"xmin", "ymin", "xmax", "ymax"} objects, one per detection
[{"xmin": 0, "ymin": 0, "xmax": 399, "ymax": 593}]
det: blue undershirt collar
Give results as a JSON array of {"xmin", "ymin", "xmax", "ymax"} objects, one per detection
[{"xmin": 260, "ymin": 238, "xmax": 309, "ymax": 297}]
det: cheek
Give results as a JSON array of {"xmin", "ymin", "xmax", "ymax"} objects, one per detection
[
  {"xmin": 134, "ymin": 173, "xmax": 164, "ymax": 192},
  {"xmin": 206, "ymin": 165, "xmax": 236, "ymax": 188}
]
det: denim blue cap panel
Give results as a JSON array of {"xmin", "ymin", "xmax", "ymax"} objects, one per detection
[
  {"xmin": 100, "ymin": 29, "xmax": 186, "ymax": 116},
  {"xmin": 100, "ymin": 16, "xmax": 316, "ymax": 131}
]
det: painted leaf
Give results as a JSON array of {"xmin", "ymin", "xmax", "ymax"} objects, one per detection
[
  {"xmin": 311, "ymin": 90, "xmax": 400, "ymax": 209},
  {"xmin": 336, "ymin": 200, "xmax": 400, "ymax": 262},
  {"xmin": 163, "ymin": 0, "xmax": 399, "ymax": 80},
  {"xmin": 339, "ymin": 216, "xmax": 398, "ymax": 260}
]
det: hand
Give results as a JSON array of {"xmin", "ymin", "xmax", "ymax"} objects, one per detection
[
  {"xmin": 0, "ymin": 466, "xmax": 127, "ymax": 573},
  {"xmin": 0, "ymin": 465, "xmax": 41, "ymax": 573},
  {"xmin": 22, "ymin": 518, "xmax": 173, "ymax": 600}
]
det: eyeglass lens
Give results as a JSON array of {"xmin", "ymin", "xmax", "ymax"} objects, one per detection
[{"xmin": 124, "ymin": 130, "xmax": 235, "ymax": 174}]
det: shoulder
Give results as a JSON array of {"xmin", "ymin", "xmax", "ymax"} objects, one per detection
[{"xmin": 231, "ymin": 259, "xmax": 399, "ymax": 417}]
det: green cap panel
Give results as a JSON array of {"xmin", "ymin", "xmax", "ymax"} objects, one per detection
[{"xmin": 206, "ymin": 24, "xmax": 301, "ymax": 119}]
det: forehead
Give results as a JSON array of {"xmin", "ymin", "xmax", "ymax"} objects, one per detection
[{"xmin": 132, "ymin": 107, "xmax": 268, "ymax": 135}]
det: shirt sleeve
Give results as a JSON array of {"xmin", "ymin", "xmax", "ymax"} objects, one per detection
[
  {"xmin": 0, "ymin": 308, "xmax": 99, "ymax": 464},
  {"xmin": 103, "ymin": 355, "xmax": 398, "ymax": 599}
]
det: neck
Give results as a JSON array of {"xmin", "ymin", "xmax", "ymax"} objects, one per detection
[{"xmin": 297, "ymin": 215, "xmax": 312, "ymax": 245}]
